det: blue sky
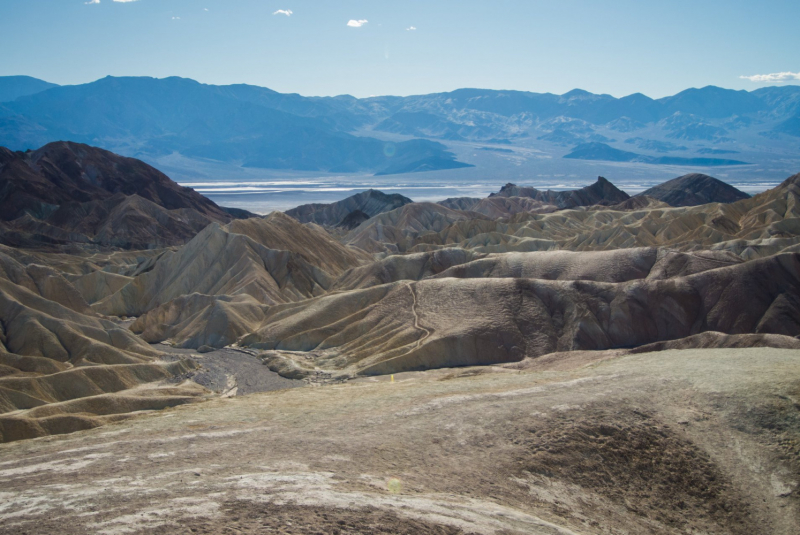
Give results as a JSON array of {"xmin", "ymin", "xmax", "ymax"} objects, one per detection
[{"xmin": 1, "ymin": 0, "xmax": 798, "ymax": 98}]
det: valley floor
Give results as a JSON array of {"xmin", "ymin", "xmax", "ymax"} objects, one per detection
[{"xmin": 1, "ymin": 348, "xmax": 798, "ymax": 534}]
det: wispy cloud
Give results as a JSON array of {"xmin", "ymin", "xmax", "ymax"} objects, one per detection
[
  {"xmin": 273, "ymin": 9, "xmax": 293, "ymax": 17},
  {"xmin": 406, "ymin": 26, "xmax": 416, "ymax": 31},
  {"xmin": 85, "ymin": 0, "xmax": 100, "ymax": 4},
  {"xmin": 113, "ymin": 0, "xmax": 139, "ymax": 3},
  {"xmin": 172, "ymin": 16, "xmax": 180, "ymax": 20},
  {"xmin": 347, "ymin": 19, "xmax": 368, "ymax": 28},
  {"xmin": 740, "ymin": 71, "xmax": 800, "ymax": 83}
]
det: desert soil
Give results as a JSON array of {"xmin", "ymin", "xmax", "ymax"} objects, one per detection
[{"xmin": 0, "ymin": 348, "xmax": 798, "ymax": 535}]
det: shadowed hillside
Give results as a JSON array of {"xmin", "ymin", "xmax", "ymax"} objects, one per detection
[{"xmin": 0, "ymin": 142, "xmax": 241, "ymax": 248}]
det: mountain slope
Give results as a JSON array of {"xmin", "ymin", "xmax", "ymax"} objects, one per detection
[
  {"xmin": 0, "ymin": 141, "xmax": 228, "ymax": 221},
  {"xmin": 438, "ymin": 196, "xmax": 558, "ymax": 219},
  {"xmin": 94, "ymin": 213, "xmax": 370, "ymax": 317},
  {"xmin": 409, "ymin": 172, "xmax": 800, "ymax": 258},
  {"xmin": 1, "ymin": 77, "xmax": 798, "ymax": 174},
  {"xmin": 0, "ymin": 76, "xmax": 58, "ymax": 103},
  {"xmin": 0, "ymin": 141, "xmax": 237, "ymax": 248},
  {"xmin": 250, "ymin": 253, "xmax": 800, "ymax": 376},
  {"xmin": 0, "ymin": 76, "xmax": 469, "ymax": 174},
  {"xmin": 0, "ymin": 249, "xmax": 205, "ymax": 442},
  {"xmin": 637, "ymin": 173, "xmax": 751, "ymax": 206},
  {"xmin": 344, "ymin": 202, "xmax": 489, "ymax": 253},
  {"xmin": 285, "ymin": 189, "xmax": 414, "ymax": 226}
]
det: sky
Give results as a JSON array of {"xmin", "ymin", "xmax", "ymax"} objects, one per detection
[{"xmin": 1, "ymin": 0, "xmax": 799, "ymax": 99}]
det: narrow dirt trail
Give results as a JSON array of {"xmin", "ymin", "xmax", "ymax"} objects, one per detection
[{"xmin": 407, "ymin": 281, "xmax": 432, "ymax": 349}]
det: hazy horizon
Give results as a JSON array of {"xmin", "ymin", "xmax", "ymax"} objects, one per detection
[
  {"xmin": 5, "ymin": 73, "xmax": 800, "ymax": 102},
  {"xmin": 1, "ymin": 0, "xmax": 799, "ymax": 99}
]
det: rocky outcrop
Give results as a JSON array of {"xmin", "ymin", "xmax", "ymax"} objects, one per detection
[
  {"xmin": 0, "ymin": 273, "xmax": 158, "ymax": 365},
  {"xmin": 227, "ymin": 212, "xmax": 369, "ymax": 274}
]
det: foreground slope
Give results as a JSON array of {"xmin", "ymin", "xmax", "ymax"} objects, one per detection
[{"xmin": 0, "ymin": 348, "xmax": 797, "ymax": 534}]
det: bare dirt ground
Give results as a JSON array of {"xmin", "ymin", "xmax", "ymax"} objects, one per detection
[
  {"xmin": 154, "ymin": 344, "xmax": 302, "ymax": 396},
  {"xmin": 0, "ymin": 348, "xmax": 798, "ymax": 534}
]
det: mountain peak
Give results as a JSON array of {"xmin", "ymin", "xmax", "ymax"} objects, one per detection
[
  {"xmin": 636, "ymin": 173, "xmax": 750, "ymax": 206},
  {"xmin": 562, "ymin": 88, "xmax": 593, "ymax": 97}
]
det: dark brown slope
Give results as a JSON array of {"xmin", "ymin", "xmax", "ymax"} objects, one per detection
[
  {"xmin": 0, "ymin": 194, "xmax": 223, "ymax": 249},
  {"xmin": 1, "ymin": 142, "xmax": 228, "ymax": 221},
  {"xmin": 489, "ymin": 176, "xmax": 630, "ymax": 208},
  {"xmin": 636, "ymin": 173, "xmax": 751, "ymax": 206},
  {"xmin": 285, "ymin": 189, "xmax": 413, "ymax": 226},
  {"xmin": 0, "ymin": 142, "xmax": 239, "ymax": 248}
]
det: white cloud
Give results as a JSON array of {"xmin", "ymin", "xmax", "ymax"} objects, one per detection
[
  {"xmin": 347, "ymin": 19, "xmax": 368, "ymax": 28},
  {"xmin": 172, "ymin": 16, "xmax": 180, "ymax": 20},
  {"xmin": 406, "ymin": 26, "xmax": 416, "ymax": 31},
  {"xmin": 112, "ymin": 0, "xmax": 139, "ymax": 3},
  {"xmin": 273, "ymin": 9, "xmax": 293, "ymax": 17},
  {"xmin": 85, "ymin": 0, "xmax": 100, "ymax": 4},
  {"xmin": 740, "ymin": 71, "xmax": 800, "ymax": 83}
]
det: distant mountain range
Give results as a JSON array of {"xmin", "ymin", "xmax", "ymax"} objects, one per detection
[
  {"xmin": 1, "ymin": 76, "xmax": 799, "ymax": 175},
  {"xmin": 0, "ymin": 76, "xmax": 470, "ymax": 175}
]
